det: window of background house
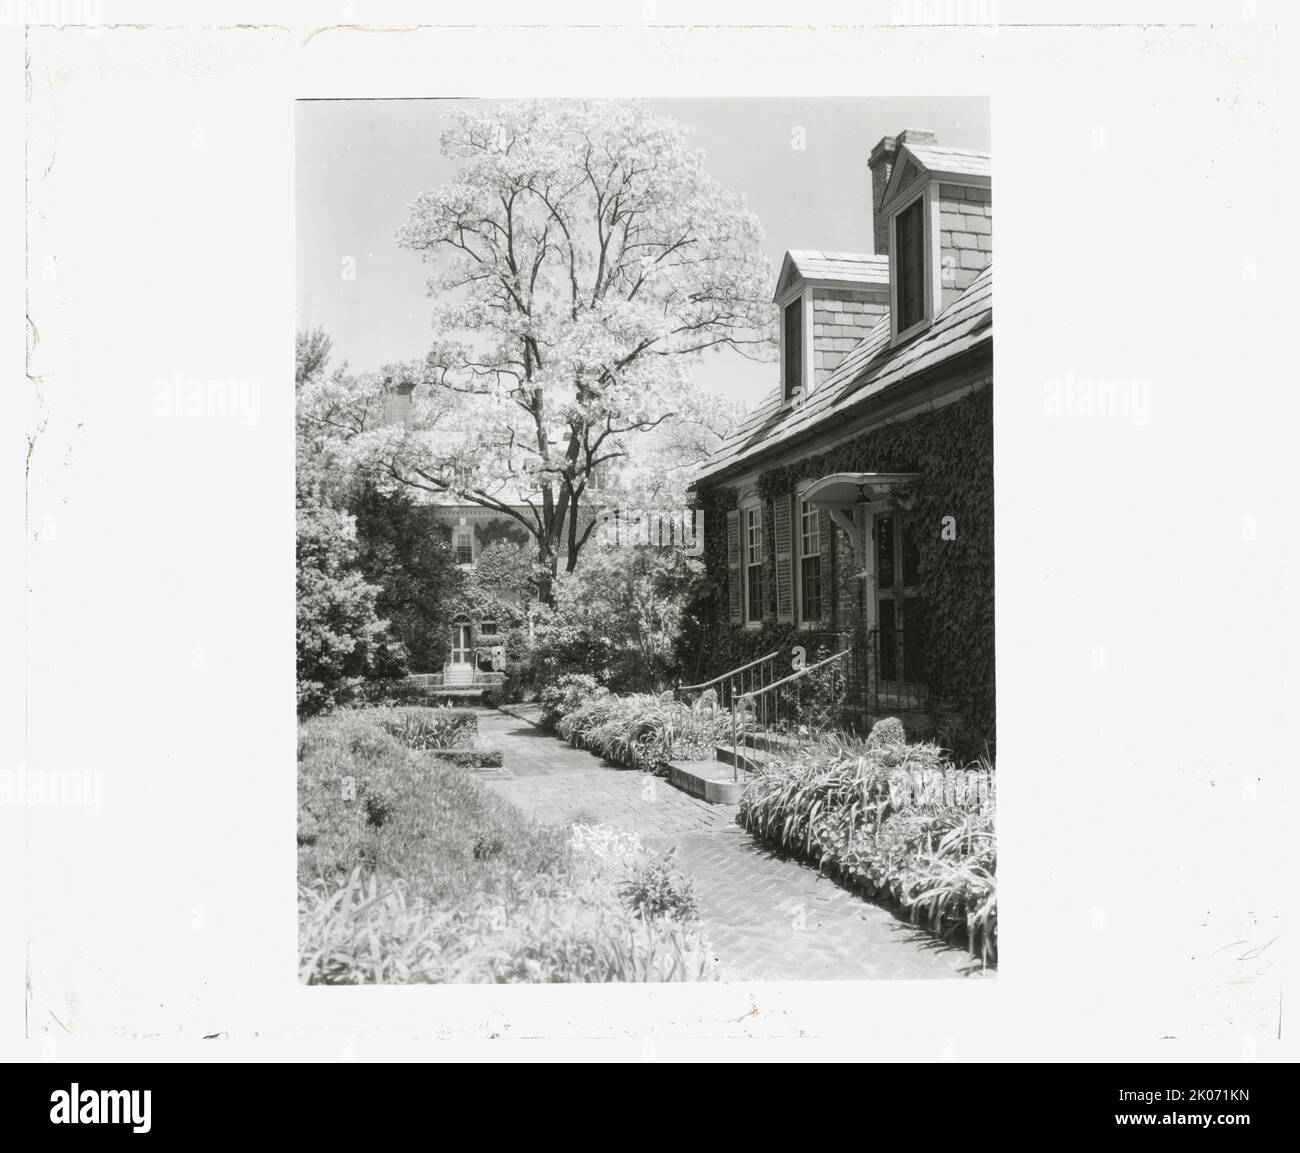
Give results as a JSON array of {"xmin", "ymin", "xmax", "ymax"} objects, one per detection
[
  {"xmin": 783, "ymin": 298, "xmax": 803, "ymax": 401},
  {"xmin": 745, "ymin": 505, "xmax": 764, "ymax": 622},
  {"xmin": 478, "ymin": 620, "xmax": 499, "ymax": 639},
  {"xmin": 895, "ymin": 197, "xmax": 926, "ymax": 331},
  {"xmin": 454, "ymin": 524, "xmax": 474, "ymax": 566},
  {"xmin": 799, "ymin": 498, "xmax": 822, "ymax": 622}
]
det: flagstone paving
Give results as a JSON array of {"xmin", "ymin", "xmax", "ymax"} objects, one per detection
[{"xmin": 475, "ymin": 709, "xmax": 986, "ymax": 981}]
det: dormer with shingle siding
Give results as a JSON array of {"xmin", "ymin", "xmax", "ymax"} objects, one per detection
[
  {"xmin": 773, "ymin": 250, "xmax": 890, "ymax": 407},
  {"xmin": 869, "ymin": 131, "xmax": 991, "ymax": 344},
  {"xmin": 938, "ymin": 183, "xmax": 992, "ymax": 310}
]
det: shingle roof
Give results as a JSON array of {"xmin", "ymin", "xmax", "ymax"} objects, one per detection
[
  {"xmin": 696, "ymin": 265, "xmax": 993, "ymax": 485},
  {"xmin": 902, "ymin": 143, "xmax": 992, "ymax": 180},
  {"xmin": 786, "ymin": 250, "xmax": 890, "ymax": 284},
  {"xmin": 774, "ymin": 251, "xmax": 889, "ymax": 301}
]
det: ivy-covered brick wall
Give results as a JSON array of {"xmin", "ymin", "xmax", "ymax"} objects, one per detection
[{"xmin": 686, "ymin": 383, "xmax": 993, "ymax": 753}]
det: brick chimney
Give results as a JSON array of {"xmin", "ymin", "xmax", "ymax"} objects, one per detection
[
  {"xmin": 868, "ymin": 128, "xmax": 938, "ymax": 256},
  {"xmin": 381, "ymin": 373, "xmax": 415, "ymax": 431}
]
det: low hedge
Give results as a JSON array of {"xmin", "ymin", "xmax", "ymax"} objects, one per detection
[{"xmin": 435, "ymin": 747, "xmax": 505, "ymax": 769}]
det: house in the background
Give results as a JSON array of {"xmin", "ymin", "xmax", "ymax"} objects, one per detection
[
  {"xmin": 379, "ymin": 384, "xmax": 537, "ymax": 697},
  {"xmin": 689, "ymin": 129, "xmax": 995, "ymax": 752}
]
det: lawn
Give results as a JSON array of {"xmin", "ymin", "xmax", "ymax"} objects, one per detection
[{"xmin": 297, "ymin": 707, "xmax": 713, "ymax": 983}]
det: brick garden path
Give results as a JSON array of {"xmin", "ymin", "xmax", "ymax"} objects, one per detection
[{"xmin": 474, "ymin": 709, "xmax": 984, "ymax": 981}]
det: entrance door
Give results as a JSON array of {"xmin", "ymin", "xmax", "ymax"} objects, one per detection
[
  {"xmin": 450, "ymin": 621, "xmax": 473, "ymax": 666},
  {"xmin": 873, "ymin": 513, "xmax": 927, "ymax": 688}
]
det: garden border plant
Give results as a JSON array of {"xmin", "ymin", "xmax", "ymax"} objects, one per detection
[
  {"xmin": 735, "ymin": 717, "xmax": 997, "ymax": 967},
  {"xmin": 298, "ymin": 707, "xmax": 716, "ymax": 983}
]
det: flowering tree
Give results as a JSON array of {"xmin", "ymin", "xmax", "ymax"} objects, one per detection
[{"xmin": 324, "ymin": 101, "xmax": 773, "ymax": 602}]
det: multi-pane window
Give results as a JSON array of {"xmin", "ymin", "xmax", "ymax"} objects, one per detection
[
  {"xmin": 783, "ymin": 298, "xmax": 803, "ymax": 401},
  {"xmin": 478, "ymin": 620, "xmax": 499, "ymax": 639},
  {"xmin": 453, "ymin": 524, "xmax": 474, "ymax": 566},
  {"xmin": 744, "ymin": 505, "xmax": 764, "ymax": 622},
  {"xmin": 799, "ymin": 499, "xmax": 822, "ymax": 622},
  {"xmin": 895, "ymin": 197, "xmax": 926, "ymax": 331}
]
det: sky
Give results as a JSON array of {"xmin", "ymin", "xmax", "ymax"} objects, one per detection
[{"xmin": 296, "ymin": 97, "xmax": 989, "ymax": 408}]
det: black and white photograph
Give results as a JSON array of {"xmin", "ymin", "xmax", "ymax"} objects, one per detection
[
  {"xmin": 6, "ymin": 0, "xmax": 1293, "ymax": 1113},
  {"xmin": 295, "ymin": 97, "xmax": 994, "ymax": 984}
]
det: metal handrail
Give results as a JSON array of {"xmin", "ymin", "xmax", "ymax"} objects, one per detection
[
  {"xmin": 736, "ymin": 648, "xmax": 853, "ymax": 703},
  {"xmin": 728, "ymin": 647, "xmax": 854, "ymax": 782},
  {"xmin": 677, "ymin": 650, "xmax": 780, "ymax": 695}
]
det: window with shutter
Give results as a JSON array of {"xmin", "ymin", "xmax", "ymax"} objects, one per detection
[
  {"xmin": 726, "ymin": 509, "xmax": 742, "ymax": 624},
  {"xmin": 820, "ymin": 508, "xmax": 835, "ymax": 627}
]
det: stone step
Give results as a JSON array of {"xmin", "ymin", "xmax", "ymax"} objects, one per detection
[
  {"xmin": 737, "ymin": 729, "xmax": 804, "ymax": 755},
  {"xmin": 715, "ymin": 743, "xmax": 776, "ymax": 774},
  {"xmin": 666, "ymin": 760, "xmax": 751, "ymax": 805},
  {"xmin": 423, "ymin": 687, "xmax": 487, "ymax": 702}
]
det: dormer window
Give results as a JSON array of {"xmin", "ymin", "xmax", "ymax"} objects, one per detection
[
  {"xmin": 782, "ymin": 297, "xmax": 803, "ymax": 402},
  {"xmin": 894, "ymin": 197, "xmax": 926, "ymax": 332},
  {"xmin": 873, "ymin": 131, "xmax": 991, "ymax": 344},
  {"xmin": 772, "ymin": 252, "xmax": 890, "ymax": 405}
]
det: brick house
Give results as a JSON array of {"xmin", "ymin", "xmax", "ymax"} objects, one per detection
[
  {"xmin": 689, "ymin": 129, "xmax": 994, "ymax": 752},
  {"xmin": 380, "ymin": 385, "xmax": 538, "ymax": 691}
]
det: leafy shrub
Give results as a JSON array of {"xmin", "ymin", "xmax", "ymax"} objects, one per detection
[
  {"xmin": 539, "ymin": 673, "xmax": 607, "ymax": 731},
  {"xmin": 737, "ymin": 730, "xmax": 996, "ymax": 965},
  {"xmin": 621, "ymin": 851, "xmax": 699, "ymax": 923},
  {"xmin": 531, "ymin": 544, "xmax": 697, "ymax": 694},
  {"xmin": 867, "ymin": 716, "xmax": 907, "ymax": 749},
  {"xmin": 296, "ymin": 479, "xmax": 399, "ymax": 716},
  {"xmin": 374, "ymin": 706, "xmax": 477, "ymax": 750}
]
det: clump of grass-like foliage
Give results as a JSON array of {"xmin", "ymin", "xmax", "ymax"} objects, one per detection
[{"xmin": 738, "ymin": 722, "xmax": 996, "ymax": 967}]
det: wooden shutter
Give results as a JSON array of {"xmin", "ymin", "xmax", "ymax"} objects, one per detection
[
  {"xmin": 774, "ymin": 494, "xmax": 794, "ymax": 623},
  {"xmin": 820, "ymin": 508, "xmax": 835, "ymax": 627},
  {"xmin": 726, "ymin": 509, "xmax": 742, "ymax": 624}
]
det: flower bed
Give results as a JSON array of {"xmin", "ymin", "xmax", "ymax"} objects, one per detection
[
  {"xmin": 552, "ymin": 688, "xmax": 735, "ymax": 773},
  {"xmin": 737, "ymin": 720, "xmax": 997, "ymax": 966}
]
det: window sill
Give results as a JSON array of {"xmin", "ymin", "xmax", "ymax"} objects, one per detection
[{"xmin": 890, "ymin": 317, "xmax": 930, "ymax": 347}]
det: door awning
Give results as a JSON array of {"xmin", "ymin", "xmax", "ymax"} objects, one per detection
[
  {"xmin": 804, "ymin": 472, "xmax": 920, "ymax": 560},
  {"xmin": 803, "ymin": 471, "xmax": 920, "ymax": 510}
]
